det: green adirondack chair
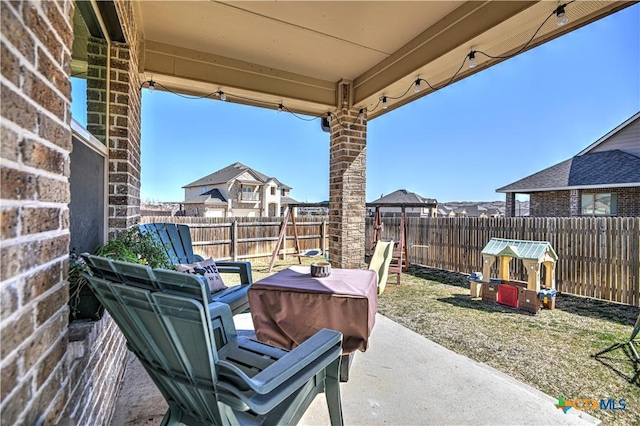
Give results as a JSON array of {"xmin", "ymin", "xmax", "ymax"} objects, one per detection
[
  {"xmin": 82, "ymin": 255, "xmax": 344, "ymax": 426},
  {"xmin": 368, "ymin": 240, "xmax": 394, "ymax": 295},
  {"xmin": 138, "ymin": 222, "xmax": 252, "ymax": 314}
]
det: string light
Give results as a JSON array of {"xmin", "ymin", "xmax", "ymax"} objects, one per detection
[
  {"xmin": 374, "ymin": 1, "xmax": 575, "ymax": 113},
  {"xmin": 468, "ymin": 51, "xmax": 477, "ymax": 68},
  {"xmin": 555, "ymin": 4, "xmax": 569, "ymax": 26},
  {"xmin": 137, "ymin": 1, "xmax": 574, "ymax": 128}
]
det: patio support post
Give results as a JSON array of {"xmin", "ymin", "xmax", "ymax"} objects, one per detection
[
  {"xmin": 328, "ymin": 108, "xmax": 367, "ymax": 268},
  {"xmin": 106, "ymin": 39, "xmax": 143, "ymax": 232}
]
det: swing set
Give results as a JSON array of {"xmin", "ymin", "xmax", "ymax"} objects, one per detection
[
  {"xmin": 368, "ymin": 202, "xmax": 434, "ymax": 284},
  {"xmin": 268, "ymin": 203, "xmax": 327, "ymax": 272}
]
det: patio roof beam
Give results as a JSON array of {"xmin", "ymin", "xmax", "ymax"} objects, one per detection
[
  {"xmin": 352, "ymin": 1, "xmax": 537, "ymax": 108},
  {"xmin": 141, "ymin": 40, "xmax": 337, "ymax": 114}
]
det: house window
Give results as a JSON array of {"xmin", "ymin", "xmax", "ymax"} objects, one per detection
[
  {"xmin": 271, "ymin": 187, "xmax": 276, "ymax": 196},
  {"xmin": 242, "ymin": 186, "xmax": 253, "ymax": 194},
  {"xmin": 281, "ymin": 189, "xmax": 287, "ymax": 197},
  {"xmin": 201, "ymin": 186, "xmax": 207, "ymax": 194},
  {"xmin": 581, "ymin": 193, "xmax": 617, "ymax": 216}
]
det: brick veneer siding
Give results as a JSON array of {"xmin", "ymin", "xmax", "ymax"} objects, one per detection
[
  {"xmin": 86, "ymin": 38, "xmax": 108, "ymax": 144},
  {"xmin": 529, "ymin": 186, "xmax": 640, "ymax": 217},
  {"xmin": 529, "ymin": 191, "xmax": 571, "ymax": 217},
  {"xmin": 1, "ymin": 0, "xmax": 142, "ymax": 424},
  {"xmin": 64, "ymin": 1, "xmax": 142, "ymax": 423},
  {"xmin": 328, "ymin": 109, "xmax": 367, "ymax": 268},
  {"xmin": 64, "ymin": 315, "xmax": 127, "ymax": 424},
  {"xmin": 505, "ymin": 192, "xmax": 516, "ymax": 217},
  {"xmin": 1, "ymin": 0, "xmax": 74, "ymax": 424},
  {"xmin": 107, "ymin": 20, "xmax": 142, "ymax": 232}
]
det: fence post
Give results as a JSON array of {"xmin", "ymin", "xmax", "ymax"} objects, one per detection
[{"xmin": 232, "ymin": 220, "xmax": 238, "ymax": 262}]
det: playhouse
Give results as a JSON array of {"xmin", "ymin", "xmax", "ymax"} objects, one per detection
[{"xmin": 474, "ymin": 238, "xmax": 558, "ymax": 313}]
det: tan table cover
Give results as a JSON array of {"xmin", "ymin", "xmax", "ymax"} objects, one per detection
[{"xmin": 248, "ymin": 266, "xmax": 377, "ymax": 354}]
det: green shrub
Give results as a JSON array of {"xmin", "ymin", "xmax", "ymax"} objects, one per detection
[{"xmin": 95, "ymin": 227, "xmax": 172, "ymax": 269}]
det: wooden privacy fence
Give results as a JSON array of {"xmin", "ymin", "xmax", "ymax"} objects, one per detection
[
  {"xmin": 366, "ymin": 216, "xmax": 640, "ymax": 307},
  {"xmin": 141, "ymin": 216, "xmax": 328, "ymax": 262},
  {"xmin": 142, "ymin": 216, "xmax": 639, "ymax": 306}
]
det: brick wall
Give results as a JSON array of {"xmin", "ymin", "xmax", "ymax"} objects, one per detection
[
  {"xmin": 107, "ymin": 10, "xmax": 142, "ymax": 233},
  {"xmin": 64, "ymin": 316, "xmax": 127, "ymax": 424},
  {"xmin": 1, "ymin": 0, "xmax": 74, "ymax": 423},
  {"xmin": 529, "ymin": 191, "xmax": 571, "ymax": 217},
  {"xmin": 62, "ymin": 0, "xmax": 142, "ymax": 423},
  {"xmin": 529, "ymin": 187, "xmax": 640, "ymax": 217},
  {"xmin": 2, "ymin": 0, "xmax": 144, "ymax": 424},
  {"xmin": 328, "ymin": 108, "xmax": 367, "ymax": 268},
  {"xmin": 86, "ymin": 38, "xmax": 108, "ymax": 144},
  {"xmin": 598, "ymin": 186, "xmax": 640, "ymax": 216}
]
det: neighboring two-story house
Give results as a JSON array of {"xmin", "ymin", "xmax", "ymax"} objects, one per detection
[
  {"xmin": 497, "ymin": 112, "xmax": 640, "ymax": 217},
  {"xmin": 182, "ymin": 162, "xmax": 297, "ymax": 217}
]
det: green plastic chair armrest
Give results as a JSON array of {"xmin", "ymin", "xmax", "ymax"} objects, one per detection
[{"xmin": 217, "ymin": 329, "xmax": 341, "ymax": 394}]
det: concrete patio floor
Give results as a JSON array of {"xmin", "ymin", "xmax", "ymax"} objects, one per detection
[{"xmin": 110, "ymin": 313, "xmax": 601, "ymax": 425}]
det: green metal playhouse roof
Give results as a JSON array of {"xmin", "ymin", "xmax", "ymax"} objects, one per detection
[{"xmin": 481, "ymin": 238, "xmax": 557, "ymax": 262}]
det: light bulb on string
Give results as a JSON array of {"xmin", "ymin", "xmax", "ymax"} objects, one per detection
[
  {"xmin": 327, "ymin": 112, "xmax": 332, "ymax": 122},
  {"xmin": 219, "ymin": 91, "xmax": 227, "ymax": 101},
  {"xmin": 148, "ymin": 80, "xmax": 155, "ymax": 93},
  {"xmin": 358, "ymin": 108, "xmax": 365, "ymax": 119},
  {"xmin": 414, "ymin": 79, "xmax": 421, "ymax": 93},
  {"xmin": 277, "ymin": 104, "xmax": 283, "ymax": 113},
  {"xmin": 468, "ymin": 51, "xmax": 477, "ymax": 68},
  {"xmin": 382, "ymin": 97, "xmax": 388, "ymax": 109},
  {"xmin": 556, "ymin": 5, "xmax": 568, "ymax": 26}
]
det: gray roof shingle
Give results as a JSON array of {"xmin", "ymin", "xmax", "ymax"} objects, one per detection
[
  {"xmin": 497, "ymin": 150, "xmax": 640, "ymax": 193},
  {"xmin": 183, "ymin": 162, "xmax": 291, "ymax": 189},
  {"xmin": 183, "ymin": 188, "xmax": 227, "ymax": 204}
]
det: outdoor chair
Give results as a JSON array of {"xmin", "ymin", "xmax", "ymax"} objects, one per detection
[
  {"xmin": 139, "ymin": 222, "xmax": 252, "ymax": 314},
  {"xmin": 592, "ymin": 312, "xmax": 640, "ymax": 383},
  {"xmin": 82, "ymin": 257, "xmax": 344, "ymax": 426},
  {"xmin": 368, "ymin": 240, "xmax": 394, "ymax": 295}
]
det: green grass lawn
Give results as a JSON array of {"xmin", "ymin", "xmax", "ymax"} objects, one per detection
[{"xmin": 228, "ymin": 258, "xmax": 640, "ymax": 425}]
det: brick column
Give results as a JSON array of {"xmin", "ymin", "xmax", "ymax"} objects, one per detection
[
  {"xmin": 569, "ymin": 189, "xmax": 580, "ymax": 217},
  {"xmin": 328, "ymin": 108, "xmax": 367, "ymax": 268},
  {"xmin": 0, "ymin": 1, "xmax": 74, "ymax": 424},
  {"xmin": 86, "ymin": 38, "xmax": 108, "ymax": 144},
  {"xmin": 505, "ymin": 193, "xmax": 516, "ymax": 217},
  {"xmin": 107, "ymin": 40, "xmax": 142, "ymax": 232}
]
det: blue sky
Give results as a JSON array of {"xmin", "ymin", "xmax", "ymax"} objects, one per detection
[{"xmin": 73, "ymin": 4, "xmax": 639, "ymax": 204}]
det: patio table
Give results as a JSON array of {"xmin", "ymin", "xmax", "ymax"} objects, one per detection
[{"xmin": 248, "ymin": 265, "xmax": 377, "ymax": 381}]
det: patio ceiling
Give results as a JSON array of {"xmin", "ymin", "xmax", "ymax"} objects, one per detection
[{"xmin": 133, "ymin": 1, "xmax": 633, "ymax": 119}]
